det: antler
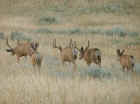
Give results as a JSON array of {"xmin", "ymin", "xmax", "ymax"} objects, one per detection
[
  {"xmin": 73, "ymin": 41, "xmax": 81, "ymax": 52},
  {"xmin": 53, "ymin": 39, "xmax": 57, "ymax": 48},
  {"xmin": 120, "ymin": 49, "xmax": 125, "ymax": 56},
  {"xmin": 116, "ymin": 49, "xmax": 125, "ymax": 56},
  {"xmin": 73, "ymin": 41, "xmax": 77, "ymax": 48},
  {"xmin": 53, "ymin": 39, "xmax": 62, "ymax": 51},
  {"xmin": 69, "ymin": 38, "xmax": 73, "ymax": 48},
  {"xmin": 85, "ymin": 40, "xmax": 90, "ymax": 50},
  {"xmin": 6, "ymin": 37, "xmax": 13, "ymax": 49}
]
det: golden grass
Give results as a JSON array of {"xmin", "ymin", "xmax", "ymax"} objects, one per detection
[
  {"xmin": 0, "ymin": 71, "xmax": 140, "ymax": 104},
  {"xmin": 0, "ymin": 33, "xmax": 140, "ymax": 104},
  {"xmin": 0, "ymin": 0, "xmax": 140, "ymax": 103}
]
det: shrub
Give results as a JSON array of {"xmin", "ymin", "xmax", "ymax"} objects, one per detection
[
  {"xmin": 39, "ymin": 16, "xmax": 57, "ymax": 25},
  {"xmin": 87, "ymin": 68, "xmax": 112, "ymax": 78},
  {"xmin": 105, "ymin": 27, "xmax": 127, "ymax": 37},
  {"xmin": 35, "ymin": 28, "xmax": 53, "ymax": 34},
  {"xmin": 103, "ymin": 4, "xmax": 122, "ymax": 13},
  {"xmin": 34, "ymin": 26, "xmax": 138, "ymax": 38},
  {"xmin": 127, "ymin": 41, "xmax": 140, "ymax": 46},
  {"xmin": 112, "ymin": 40, "xmax": 122, "ymax": 45},
  {"xmin": 11, "ymin": 32, "xmax": 31, "ymax": 41},
  {"xmin": 68, "ymin": 28, "xmax": 81, "ymax": 34},
  {"xmin": 127, "ymin": 32, "xmax": 139, "ymax": 37},
  {"xmin": 79, "ymin": 67, "xmax": 112, "ymax": 79},
  {"xmin": 0, "ymin": 32, "xmax": 4, "ymax": 40}
]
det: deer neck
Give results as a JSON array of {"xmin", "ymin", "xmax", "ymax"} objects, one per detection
[{"xmin": 83, "ymin": 50, "xmax": 89, "ymax": 60}]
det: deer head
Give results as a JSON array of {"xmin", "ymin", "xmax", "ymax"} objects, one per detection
[
  {"xmin": 30, "ymin": 41, "xmax": 39, "ymax": 51},
  {"xmin": 79, "ymin": 40, "xmax": 90, "ymax": 59}
]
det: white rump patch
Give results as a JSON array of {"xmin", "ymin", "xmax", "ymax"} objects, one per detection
[
  {"xmin": 95, "ymin": 50, "xmax": 101, "ymax": 57},
  {"xmin": 72, "ymin": 48, "xmax": 78, "ymax": 56},
  {"xmin": 130, "ymin": 56, "xmax": 135, "ymax": 64}
]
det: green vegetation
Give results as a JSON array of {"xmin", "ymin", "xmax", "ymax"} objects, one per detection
[
  {"xmin": 2, "ymin": 0, "xmax": 139, "ymax": 16},
  {"xmin": 79, "ymin": 67, "xmax": 112, "ymax": 79},
  {"xmin": 0, "ymin": 32, "xmax": 4, "ymax": 40},
  {"xmin": 39, "ymin": 16, "xmax": 58, "ymax": 25},
  {"xmin": 34, "ymin": 27, "xmax": 139, "ymax": 38},
  {"xmin": 0, "ymin": 0, "xmax": 140, "ymax": 104},
  {"xmin": 11, "ymin": 32, "xmax": 31, "ymax": 41}
]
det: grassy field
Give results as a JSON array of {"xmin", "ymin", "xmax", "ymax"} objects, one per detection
[{"xmin": 0, "ymin": 0, "xmax": 140, "ymax": 104}]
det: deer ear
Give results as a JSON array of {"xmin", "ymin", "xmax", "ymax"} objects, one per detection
[
  {"xmin": 116, "ymin": 49, "xmax": 120, "ymax": 53},
  {"xmin": 116, "ymin": 49, "xmax": 121, "ymax": 56},
  {"xmin": 120, "ymin": 49, "xmax": 125, "ymax": 55},
  {"xmin": 81, "ymin": 46, "xmax": 84, "ymax": 51},
  {"xmin": 35, "ymin": 42, "xmax": 39, "ymax": 48}
]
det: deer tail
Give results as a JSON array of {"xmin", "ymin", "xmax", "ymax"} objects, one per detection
[
  {"xmin": 130, "ymin": 55, "xmax": 135, "ymax": 67},
  {"xmin": 95, "ymin": 50, "xmax": 101, "ymax": 66},
  {"xmin": 6, "ymin": 49, "xmax": 13, "ymax": 52}
]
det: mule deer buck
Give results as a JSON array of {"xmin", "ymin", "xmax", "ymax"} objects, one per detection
[
  {"xmin": 78, "ymin": 40, "xmax": 101, "ymax": 67},
  {"xmin": 53, "ymin": 39, "xmax": 78, "ymax": 71},
  {"xmin": 116, "ymin": 49, "xmax": 135, "ymax": 72},
  {"xmin": 6, "ymin": 38, "xmax": 39, "ymax": 63},
  {"xmin": 31, "ymin": 52, "xmax": 43, "ymax": 73}
]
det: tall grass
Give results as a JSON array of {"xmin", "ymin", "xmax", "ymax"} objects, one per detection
[
  {"xmin": 0, "ymin": 71, "xmax": 139, "ymax": 104},
  {"xmin": 1, "ymin": 0, "xmax": 140, "ymax": 16},
  {"xmin": 0, "ymin": 34, "xmax": 140, "ymax": 104},
  {"xmin": 0, "ymin": 0, "xmax": 140, "ymax": 104}
]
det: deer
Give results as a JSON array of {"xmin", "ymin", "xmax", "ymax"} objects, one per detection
[
  {"xmin": 6, "ymin": 38, "xmax": 39, "ymax": 63},
  {"xmin": 77, "ymin": 40, "xmax": 101, "ymax": 67},
  {"xmin": 116, "ymin": 49, "xmax": 135, "ymax": 72},
  {"xmin": 31, "ymin": 51, "xmax": 43, "ymax": 73},
  {"xmin": 53, "ymin": 39, "xmax": 78, "ymax": 71}
]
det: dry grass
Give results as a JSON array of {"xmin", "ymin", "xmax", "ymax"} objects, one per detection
[
  {"xmin": 0, "ymin": 73, "xmax": 140, "ymax": 104},
  {"xmin": 0, "ymin": 0, "xmax": 140, "ymax": 104},
  {"xmin": 0, "ymin": 34, "xmax": 140, "ymax": 104}
]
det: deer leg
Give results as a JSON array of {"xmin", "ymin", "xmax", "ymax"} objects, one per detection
[
  {"xmin": 37, "ymin": 63, "xmax": 42, "ymax": 74},
  {"xmin": 97, "ymin": 56, "xmax": 101, "ymax": 67},
  {"xmin": 125, "ymin": 66, "xmax": 129, "ymax": 72},
  {"xmin": 32, "ymin": 60, "xmax": 36, "ymax": 72},
  {"xmin": 72, "ymin": 61, "xmax": 76, "ymax": 72},
  {"xmin": 16, "ymin": 56, "xmax": 20, "ymax": 64},
  {"xmin": 122, "ymin": 66, "xmax": 126, "ymax": 72},
  {"xmin": 24, "ymin": 56, "xmax": 27, "ymax": 60},
  {"xmin": 127, "ymin": 66, "xmax": 133, "ymax": 72},
  {"xmin": 131, "ymin": 63, "xmax": 135, "ymax": 72},
  {"xmin": 98, "ymin": 63, "xmax": 101, "ymax": 68},
  {"xmin": 37, "ymin": 67, "xmax": 41, "ymax": 75},
  {"xmin": 32, "ymin": 63, "xmax": 36, "ymax": 70},
  {"xmin": 32, "ymin": 63, "xmax": 39, "ymax": 76},
  {"xmin": 127, "ymin": 65, "xmax": 132, "ymax": 72},
  {"xmin": 62, "ymin": 60, "xmax": 65, "ymax": 66},
  {"xmin": 95, "ymin": 61, "xmax": 101, "ymax": 68},
  {"xmin": 87, "ymin": 61, "xmax": 91, "ymax": 66},
  {"xmin": 127, "ymin": 67, "xmax": 130, "ymax": 72}
]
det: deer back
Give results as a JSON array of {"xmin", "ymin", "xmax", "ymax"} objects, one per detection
[
  {"xmin": 120, "ymin": 55, "xmax": 134, "ymax": 68},
  {"xmin": 14, "ymin": 42, "xmax": 34, "ymax": 56},
  {"xmin": 84, "ymin": 48, "xmax": 101, "ymax": 60},
  {"xmin": 60, "ymin": 48, "xmax": 74, "ymax": 61}
]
